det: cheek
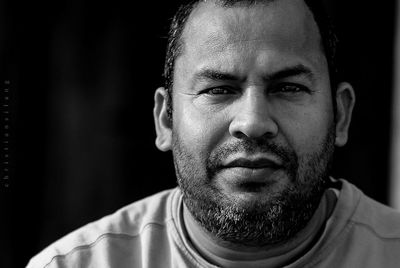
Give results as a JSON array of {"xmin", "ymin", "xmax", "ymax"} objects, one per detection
[
  {"xmin": 173, "ymin": 101, "xmax": 229, "ymax": 159},
  {"xmin": 276, "ymin": 101, "xmax": 334, "ymax": 153}
]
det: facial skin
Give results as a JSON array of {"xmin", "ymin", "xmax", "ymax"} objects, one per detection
[{"xmin": 154, "ymin": 0, "xmax": 355, "ymax": 247}]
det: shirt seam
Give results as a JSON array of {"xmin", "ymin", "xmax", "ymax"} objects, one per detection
[
  {"xmin": 42, "ymin": 221, "xmax": 169, "ymax": 268},
  {"xmin": 348, "ymin": 220, "xmax": 400, "ymax": 241}
]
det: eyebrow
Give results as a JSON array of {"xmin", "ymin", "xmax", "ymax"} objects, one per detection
[
  {"xmin": 193, "ymin": 69, "xmax": 239, "ymax": 83},
  {"xmin": 264, "ymin": 64, "xmax": 315, "ymax": 82},
  {"xmin": 193, "ymin": 64, "xmax": 315, "ymax": 84}
]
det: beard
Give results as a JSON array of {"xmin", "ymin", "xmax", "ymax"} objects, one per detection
[{"xmin": 172, "ymin": 126, "xmax": 335, "ymax": 247}]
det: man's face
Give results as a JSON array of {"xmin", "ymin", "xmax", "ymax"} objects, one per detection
[{"xmin": 154, "ymin": 0, "xmax": 353, "ymax": 246}]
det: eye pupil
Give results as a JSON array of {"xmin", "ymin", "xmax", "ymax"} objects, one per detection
[
  {"xmin": 210, "ymin": 88, "xmax": 229, "ymax": 94},
  {"xmin": 282, "ymin": 85, "xmax": 299, "ymax": 92}
]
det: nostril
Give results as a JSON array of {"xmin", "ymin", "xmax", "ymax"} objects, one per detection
[{"xmin": 231, "ymin": 130, "xmax": 248, "ymax": 140}]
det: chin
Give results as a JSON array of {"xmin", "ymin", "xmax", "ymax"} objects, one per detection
[{"xmin": 216, "ymin": 175, "xmax": 293, "ymax": 205}]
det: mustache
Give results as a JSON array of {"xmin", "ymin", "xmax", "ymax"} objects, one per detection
[{"xmin": 207, "ymin": 138, "xmax": 298, "ymax": 172}]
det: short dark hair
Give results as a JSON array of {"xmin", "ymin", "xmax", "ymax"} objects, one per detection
[{"xmin": 163, "ymin": 0, "xmax": 339, "ymax": 119}]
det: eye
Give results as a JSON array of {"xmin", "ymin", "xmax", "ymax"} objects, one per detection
[
  {"xmin": 270, "ymin": 83, "xmax": 311, "ymax": 94},
  {"xmin": 203, "ymin": 87, "xmax": 235, "ymax": 95}
]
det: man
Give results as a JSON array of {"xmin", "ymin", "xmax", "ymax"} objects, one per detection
[{"xmin": 27, "ymin": 0, "xmax": 400, "ymax": 267}]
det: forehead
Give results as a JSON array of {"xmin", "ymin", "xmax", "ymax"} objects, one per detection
[
  {"xmin": 186, "ymin": 0, "xmax": 318, "ymax": 46},
  {"xmin": 175, "ymin": 0, "xmax": 326, "ymax": 78}
]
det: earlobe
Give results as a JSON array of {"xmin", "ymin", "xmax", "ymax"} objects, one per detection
[
  {"xmin": 334, "ymin": 82, "xmax": 356, "ymax": 147},
  {"xmin": 154, "ymin": 87, "xmax": 172, "ymax": 151}
]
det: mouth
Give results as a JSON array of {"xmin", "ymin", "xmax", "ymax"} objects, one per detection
[
  {"xmin": 216, "ymin": 157, "xmax": 284, "ymax": 188},
  {"xmin": 223, "ymin": 157, "xmax": 282, "ymax": 169}
]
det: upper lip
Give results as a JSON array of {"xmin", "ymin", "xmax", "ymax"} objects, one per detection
[{"xmin": 223, "ymin": 157, "xmax": 282, "ymax": 169}]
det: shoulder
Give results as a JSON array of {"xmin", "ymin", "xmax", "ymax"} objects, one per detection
[
  {"xmin": 297, "ymin": 180, "xmax": 400, "ymax": 267},
  {"xmin": 348, "ymin": 181, "xmax": 400, "ymax": 239},
  {"xmin": 316, "ymin": 180, "xmax": 400, "ymax": 267},
  {"xmin": 27, "ymin": 188, "xmax": 181, "ymax": 268}
]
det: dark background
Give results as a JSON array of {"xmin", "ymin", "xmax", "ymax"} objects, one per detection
[{"xmin": 1, "ymin": 0, "xmax": 397, "ymax": 267}]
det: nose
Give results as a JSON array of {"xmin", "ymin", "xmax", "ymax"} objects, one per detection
[{"xmin": 229, "ymin": 90, "xmax": 278, "ymax": 139}]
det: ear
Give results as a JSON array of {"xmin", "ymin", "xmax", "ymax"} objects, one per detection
[
  {"xmin": 154, "ymin": 87, "xmax": 172, "ymax": 151},
  {"xmin": 334, "ymin": 82, "xmax": 356, "ymax": 147}
]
